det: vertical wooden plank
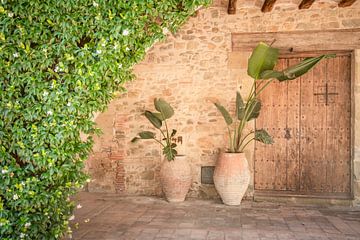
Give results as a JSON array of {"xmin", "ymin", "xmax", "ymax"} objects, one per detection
[
  {"xmin": 255, "ymin": 59, "xmax": 288, "ymax": 191},
  {"xmin": 300, "ymin": 57, "xmax": 328, "ymax": 193},
  {"xmin": 326, "ymin": 57, "xmax": 337, "ymax": 193},
  {"xmin": 327, "ymin": 55, "xmax": 351, "ymax": 193},
  {"xmin": 273, "ymin": 59, "xmax": 289, "ymax": 191},
  {"xmin": 286, "ymin": 58, "xmax": 301, "ymax": 192}
]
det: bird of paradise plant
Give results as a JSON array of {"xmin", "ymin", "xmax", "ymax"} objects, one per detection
[{"xmin": 131, "ymin": 98, "xmax": 178, "ymax": 161}]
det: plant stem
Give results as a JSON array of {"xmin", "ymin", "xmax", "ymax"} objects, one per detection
[
  {"xmin": 255, "ymin": 79, "xmax": 274, "ymax": 97},
  {"xmin": 238, "ymin": 130, "xmax": 254, "ymax": 149},
  {"xmin": 236, "ymin": 81, "xmax": 256, "ymax": 151},
  {"xmin": 159, "ymin": 128, "xmax": 167, "ymax": 142},
  {"xmin": 163, "ymin": 118, "xmax": 170, "ymax": 146},
  {"xmin": 153, "ymin": 137, "xmax": 166, "ymax": 148},
  {"xmin": 227, "ymin": 126, "xmax": 233, "ymax": 152},
  {"xmin": 236, "ymin": 78, "xmax": 273, "ymax": 152},
  {"xmin": 239, "ymin": 137, "xmax": 255, "ymax": 152},
  {"xmin": 233, "ymin": 121, "xmax": 237, "ymax": 152}
]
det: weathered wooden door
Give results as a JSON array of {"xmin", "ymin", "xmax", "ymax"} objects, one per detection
[{"xmin": 254, "ymin": 53, "xmax": 352, "ymax": 198}]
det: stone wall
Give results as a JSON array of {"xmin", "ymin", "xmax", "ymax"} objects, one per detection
[{"xmin": 86, "ymin": 0, "xmax": 360, "ymax": 201}]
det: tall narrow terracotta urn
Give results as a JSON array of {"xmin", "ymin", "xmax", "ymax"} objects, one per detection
[
  {"xmin": 213, "ymin": 152, "xmax": 250, "ymax": 205},
  {"xmin": 160, "ymin": 155, "xmax": 192, "ymax": 202}
]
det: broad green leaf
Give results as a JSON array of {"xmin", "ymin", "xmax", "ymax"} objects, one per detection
[
  {"xmin": 260, "ymin": 54, "xmax": 336, "ymax": 81},
  {"xmin": 144, "ymin": 111, "xmax": 162, "ymax": 129},
  {"xmin": 248, "ymin": 42, "xmax": 279, "ymax": 80},
  {"xmin": 258, "ymin": 70, "xmax": 283, "ymax": 80},
  {"xmin": 138, "ymin": 131, "xmax": 156, "ymax": 139},
  {"xmin": 153, "ymin": 112, "xmax": 165, "ymax": 121},
  {"xmin": 154, "ymin": 98, "xmax": 174, "ymax": 119},
  {"xmin": 255, "ymin": 129, "xmax": 274, "ymax": 144},
  {"xmin": 214, "ymin": 103, "xmax": 233, "ymax": 125},
  {"xmin": 248, "ymin": 99, "xmax": 261, "ymax": 120},
  {"xmin": 236, "ymin": 91, "xmax": 245, "ymax": 120}
]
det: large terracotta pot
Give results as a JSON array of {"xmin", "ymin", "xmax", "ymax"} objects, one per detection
[
  {"xmin": 213, "ymin": 152, "xmax": 250, "ymax": 205},
  {"xmin": 159, "ymin": 155, "xmax": 192, "ymax": 202}
]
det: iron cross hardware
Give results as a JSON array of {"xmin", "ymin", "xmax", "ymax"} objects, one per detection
[{"xmin": 313, "ymin": 83, "xmax": 338, "ymax": 106}]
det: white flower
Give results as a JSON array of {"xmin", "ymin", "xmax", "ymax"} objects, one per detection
[
  {"xmin": 77, "ymin": 204, "xmax": 82, "ymax": 209},
  {"xmin": 162, "ymin": 27, "xmax": 169, "ymax": 35},
  {"xmin": 125, "ymin": 47, "xmax": 130, "ymax": 51},
  {"xmin": 1, "ymin": 169, "xmax": 8, "ymax": 174},
  {"xmin": 86, "ymin": 178, "xmax": 91, "ymax": 183},
  {"xmin": 93, "ymin": 1, "xmax": 98, "ymax": 7},
  {"xmin": 46, "ymin": 110, "xmax": 53, "ymax": 116},
  {"xmin": 113, "ymin": 44, "xmax": 118, "ymax": 50},
  {"xmin": 69, "ymin": 215, "xmax": 75, "ymax": 221},
  {"xmin": 43, "ymin": 91, "xmax": 49, "ymax": 97},
  {"xmin": 13, "ymin": 52, "xmax": 19, "ymax": 58},
  {"xmin": 8, "ymin": 12, "xmax": 14, "ymax": 18},
  {"xmin": 84, "ymin": 218, "xmax": 90, "ymax": 223},
  {"xmin": 101, "ymin": 42, "xmax": 106, "ymax": 47},
  {"xmin": 67, "ymin": 102, "xmax": 71, "ymax": 107},
  {"xmin": 54, "ymin": 66, "xmax": 59, "ymax": 72},
  {"xmin": 13, "ymin": 194, "xmax": 19, "ymax": 200},
  {"xmin": 118, "ymin": 64, "xmax": 122, "ymax": 69},
  {"xmin": 122, "ymin": 29, "xmax": 129, "ymax": 36},
  {"xmin": 96, "ymin": 50, "xmax": 102, "ymax": 54},
  {"xmin": 25, "ymin": 222, "xmax": 31, "ymax": 228},
  {"xmin": 20, "ymin": 233, "xmax": 25, "ymax": 239}
]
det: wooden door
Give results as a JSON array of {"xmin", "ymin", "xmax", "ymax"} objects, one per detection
[{"xmin": 254, "ymin": 53, "xmax": 352, "ymax": 198}]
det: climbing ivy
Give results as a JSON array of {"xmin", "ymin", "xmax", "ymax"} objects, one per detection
[{"xmin": 0, "ymin": 0, "xmax": 211, "ymax": 239}]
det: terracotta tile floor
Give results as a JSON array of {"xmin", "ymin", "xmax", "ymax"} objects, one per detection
[{"xmin": 68, "ymin": 192, "xmax": 360, "ymax": 240}]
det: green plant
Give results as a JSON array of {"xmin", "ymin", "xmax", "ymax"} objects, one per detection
[
  {"xmin": 0, "ymin": 1, "xmax": 211, "ymax": 239},
  {"xmin": 132, "ymin": 98, "xmax": 179, "ymax": 161},
  {"xmin": 215, "ymin": 42, "xmax": 335, "ymax": 153}
]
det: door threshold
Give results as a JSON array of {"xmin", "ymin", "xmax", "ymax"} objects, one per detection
[{"xmin": 254, "ymin": 191, "xmax": 353, "ymax": 206}]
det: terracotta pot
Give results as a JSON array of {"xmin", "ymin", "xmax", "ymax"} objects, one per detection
[
  {"xmin": 159, "ymin": 155, "xmax": 192, "ymax": 202},
  {"xmin": 213, "ymin": 152, "xmax": 250, "ymax": 205}
]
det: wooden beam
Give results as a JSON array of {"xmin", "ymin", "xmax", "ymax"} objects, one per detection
[
  {"xmin": 228, "ymin": 0, "xmax": 237, "ymax": 14},
  {"xmin": 232, "ymin": 29, "xmax": 360, "ymax": 53},
  {"xmin": 298, "ymin": 0, "xmax": 316, "ymax": 9},
  {"xmin": 261, "ymin": 0, "xmax": 277, "ymax": 13},
  {"xmin": 338, "ymin": 0, "xmax": 357, "ymax": 7}
]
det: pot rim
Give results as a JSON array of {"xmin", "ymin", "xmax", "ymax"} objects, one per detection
[
  {"xmin": 163, "ymin": 154, "xmax": 186, "ymax": 161},
  {"xmin": 221, "ymin": 151, "xmax": 245, "ymax": 155}
]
